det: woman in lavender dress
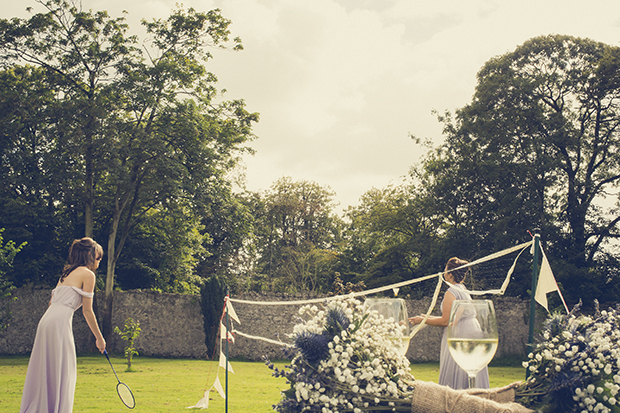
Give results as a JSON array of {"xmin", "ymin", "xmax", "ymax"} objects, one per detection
[
  {"xmin": 20, "ymin": 238, "xmax": 107, "ymax": 413},
  {"xmin": 409, "ymin": 257, "xmax": 490, "ymax": 389}
]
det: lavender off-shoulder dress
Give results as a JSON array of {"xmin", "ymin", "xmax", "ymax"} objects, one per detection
[
  {"xmin": 438, "ymin": 284, "xmax": 490, "ymax": 389},
  {"xmin": 20, "ymin": 286, "xmax": 93, "ymax": 413}
]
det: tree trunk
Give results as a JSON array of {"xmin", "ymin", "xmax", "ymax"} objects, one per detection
[
  {"xmin": 102, "ymin": 253, "xmax": 115, "ymax": 339},
  {"xmin": 102, "ymin": 211, "xmax": 121, "ymax": 339},
  {"xmin": 84, "ymin": 99, "xmax": 96, "ymax": 238},
  {"xmin": 84, "ymin": 169, "xmax": 94, "ymax": 238}
]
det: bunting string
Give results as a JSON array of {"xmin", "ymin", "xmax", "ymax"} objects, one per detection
[
  {"xmin": 229, "ymin": 240, "xmax": 536, "ymax": 343},
  {"xmin": 229, "ymin": 241, "xmax": 534, "ymax": 307},
  {"xmin": 189, "ymin": 239, "xmax": 567, "ymax": 409}
]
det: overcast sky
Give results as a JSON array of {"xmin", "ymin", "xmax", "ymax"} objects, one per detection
[{"xmin": 4, "ymin": 1, "xmax": 620, "ymax": 213}]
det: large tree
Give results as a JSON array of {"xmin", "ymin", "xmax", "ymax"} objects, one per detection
[
  {"xmin": 194, "ymin": 190, "xmax": 256, "ymax": 294},
  {"xmin": 251, "ymin": 177, "xmax": 342, "ymax": 293},
  {"xmin": 0, "ymin": 0, "xmax": 135, "ymax": 239},
  {"xmin": 0, "ymin": 0, "xmax": 258, "ymax": 336},
  {"xmin": 338, "ymin": 185, "xmax": 442, "ymax": 297},
  {"xmin": 418, "ymin": 34, "xmax": 620, "ymax": 304},
  {"xmin": 0, "ymin": 66, "xmax": 69, "ymax": 285}
]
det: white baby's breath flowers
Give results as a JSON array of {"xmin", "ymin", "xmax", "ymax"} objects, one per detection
[
  {"xmin": 274, "ymin": 296, "xmax": 415, "ymax": 413},
  {"xmin": 518, "ymin": 305, "xmax": 620, "ymax": 413}
]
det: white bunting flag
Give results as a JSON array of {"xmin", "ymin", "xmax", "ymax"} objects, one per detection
[
  {"xmin": 225, "ymin": 299, "xmax": 241, "ymax": 324},
  {"xmin": 535, "ymin": 247, "xmax": 569, "ymax": 313},
  {"xmin": 213, "ymin": 376, "xmax": 226, "ymax": 399},
  {"xmin": 219, "ymin": 351, "xmax": 235, "ymax": 373},
  {"xmin": 186, "ymin": 389, "xmax": 210, "ymax": 409}
]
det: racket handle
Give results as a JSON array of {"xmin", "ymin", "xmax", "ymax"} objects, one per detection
[{"xmin": 104, "ymin": 349, "xmax": 121, "ymax": 382}]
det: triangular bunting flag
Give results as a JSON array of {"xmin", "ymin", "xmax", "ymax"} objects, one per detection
[
  {"xmin": 186, "ymin": 389, "xmax": 210, "ymax": 409},
  {"xmin": 225, "ymin": 299, "xmax": 241, "ymax": 324},
  {"xmin": 220, "ymin": 322, "xmax": 235, "ymax": 343},
  {"xmin": 219, "ymin": 351, "xmax": 234, "ymax": 373},
  {"xmin": 535, "ymin": 248, "xmax": 569, "ymax": 313},
  {"xmin": 213, "ymin": 376, "xmax": 226, "ymax": 399}
]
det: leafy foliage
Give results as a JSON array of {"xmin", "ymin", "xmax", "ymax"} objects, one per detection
[
  {"xmin": 335, "ymin": 35, "xmax": 620, "ymax": 306},
  {"xmin": 423, "ymin": 35, "xmax": 620, "ymax": 304},
  {"xmin": 0, "ymin": 230, "xmax": 26, "ymax": 332},
  {"xmin": 1, "ymin": 7, "xmax": 618, "ymax": 320},
  {"xmin": 195, "ymin": 190, "xmax": 256, "ymax": 295},
  {"xmin": 250, "ymin": 177, "xmax": 342, "ymax": 293},
  {"xmin": 114, "ymin": 317, "xmax": 141, "ymax": 369},
  {"xmin": 338, "ymin": 185, "xmax": 444, "ymax": 298},
  {"xmin": 0, "ymin": 0, "xmax": 257, "ymax": 337},
  {"xmin": 113, "ymin": 203, "xmax": 206, "ymax": 293}
]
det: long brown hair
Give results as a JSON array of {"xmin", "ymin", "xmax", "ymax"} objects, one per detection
[
  {"xmin": 445, "ymin": 257, "xmax": 469, "ymax": 283},
  {"xmin": 60, "ymin": 238, "xmax": 103, "ymax": 282}
]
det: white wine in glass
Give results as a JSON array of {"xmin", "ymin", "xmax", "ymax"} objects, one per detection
[{"xmin": 446, "ymin": 300, "xmax": 498, "ymax": 388}]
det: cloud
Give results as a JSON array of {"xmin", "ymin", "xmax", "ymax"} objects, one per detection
[{"xmin": 208, "ymin": 0, "xmax": 427, "ymax": 204}]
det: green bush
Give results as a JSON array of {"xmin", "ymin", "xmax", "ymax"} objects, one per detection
[{"xmin": 200, "ymin": 276, "xmax": 227, "ymax": 358}]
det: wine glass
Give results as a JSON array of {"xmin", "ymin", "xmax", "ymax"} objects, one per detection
[
  {"xmin": 363, "ymin": 298, "xmax": 410, "ymax": 356},
  {"xmin": 446, "ymin": 300, "xmax": 498, "ymax": 388}
]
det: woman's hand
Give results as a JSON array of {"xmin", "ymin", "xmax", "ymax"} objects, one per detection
[
  {"xmin": 96, "ymin": 337, "xmax": 106, "ymax": 354},
  {"xmin": 409, "ymin": 315, "xmax": 425, "ymax": 325}
]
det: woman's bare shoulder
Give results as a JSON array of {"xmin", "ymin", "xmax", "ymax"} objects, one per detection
[{"xmin": 58, "ymin": 266, "xmax": 95, "ymax": 288}]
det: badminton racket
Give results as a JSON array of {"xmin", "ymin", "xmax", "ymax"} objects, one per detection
[{"xmin": 104, "ymin": 349, "xmax": 136, "ymax": 409}]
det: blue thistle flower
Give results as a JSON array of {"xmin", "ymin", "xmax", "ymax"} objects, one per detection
[
  {"xmin": 549, "ymin": 370, "xmax": 583, "ymax": 392},
  {"xmin": 325, "ymin": 307, "xmax": 350, "ymax": 336},
  {"xmin": 543, "ymin": 313, "xmax": 566, "ymax": 338},
  {"xmin": 294, "ymin": 332, "xmax": 331, "ymax": 363},
  {"xmin": 568, "ymin": 299, "xmax": 582, "ymax": 317}
]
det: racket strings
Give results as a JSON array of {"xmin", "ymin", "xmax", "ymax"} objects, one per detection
[{"xmin": 117, "ymin": 382, "xmax": 135, "ymax": 409}]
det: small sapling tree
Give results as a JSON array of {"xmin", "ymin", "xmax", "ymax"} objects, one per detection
[{"xmin": 114, "ymin": 317, "xmax": 141, "ymax": 370}]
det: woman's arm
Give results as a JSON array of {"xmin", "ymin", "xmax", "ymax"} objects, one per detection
[
  {"xmin": 409, "ymin": 290, "xmax": 456, "ymax": 327},
  {"xmin": 81, "ymin": 271, "xmax": 106, "ymax": 353}
]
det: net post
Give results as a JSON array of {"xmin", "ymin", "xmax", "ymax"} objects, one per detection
[
  {"xmin": 225, "ymin": 287, "xmax": 230, "ymax": 413},
  {"xmin": 526, "ymin": 229, "xmax": 540, "ymax": 379}
]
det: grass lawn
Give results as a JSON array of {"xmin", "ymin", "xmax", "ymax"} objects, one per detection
[{"xmin": 1, "ymin": 355, "xmax": 526, "ymax": 412}]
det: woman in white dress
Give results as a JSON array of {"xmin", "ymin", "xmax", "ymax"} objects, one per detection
[
  {"xmin": 409, "ymin": 257, "xmax": 490, "ymax": 389},
  {"xmin": 20, "ymin": 237, "xmax": 107, "ymax": 413}
]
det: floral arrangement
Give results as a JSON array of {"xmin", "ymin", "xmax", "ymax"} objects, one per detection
[
  {"xmin": 265, "ymin": 296, "xmax": 620, "ymax": 413},
  {"xmin": 264, "ymin": 296, "xmax": 415, "ymax": 413},
  {"xmin": 516, "ymin": 300, "xmax": 620, "ymax": 413}
]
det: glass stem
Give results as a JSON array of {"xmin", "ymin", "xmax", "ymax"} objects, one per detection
[{"xmin": 468, "ymin": 374, "xmax": 476, "ymax": 389}]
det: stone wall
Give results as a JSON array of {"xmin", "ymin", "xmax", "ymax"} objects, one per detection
[
  {"xmin": 227, "ymin": 293, "xmax": 530, "ymax": 362},
  {"xmin": 0, "ymin": 286, "xmax": 208, "ymax": 358},
  {"xmin": 0, "ymin": 287, "xmax": 531, "ymax": 362}
]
